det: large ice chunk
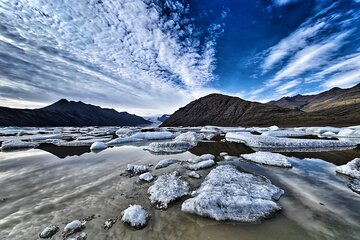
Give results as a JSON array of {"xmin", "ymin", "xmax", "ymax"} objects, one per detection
[
  {"xmin": 63, "ymin": 220, "xmax": 84, "ymax": 236},
  {"xmin": 349, "ymin": 179, "xmax": 360, "ymax": 194},
  {"xmin": 188, "ymin": 154, "xmax": 215, "ymax": 163},
  {"xmin": 262, "ymin": 130, "xmax": 308, "ymax": 138},
  {"xmin": 225, "ymin": 132, "xmax": 356, "ymax": 151},
  {"xmin": 139, "ymin": 172, "xmax": 154, "ymax": 182},
  {"xmin": 107, "ymin": 136, "xmax": 142, "ymax": 145},
  {"xmin": 174, "ymin": 131, "xmax": 201, "ymax": 143},
  {"xmin": 1, "ymin": 140, "xmax": 39, "ymax": 151},
  {"xmin": 241, "ymin": 152, "xmax": 293, "ymax": 168},
  {"xmin": 335, "ymin": 158, "xmax": 360, "ymax": 179},
  {"xmin": 121, "ymin": 205, "xmax": 150, "ymax": 229},
  {"xmin": 130, "ymin": 131, "xmax": 173, "ymax": 140},
  {"xmin": 148, "ymin": 171, "xmax": 190, "ymax": 208},
  {"xmin": 181, "ymin": 165, "xmax": 284, "ymax": 222}
]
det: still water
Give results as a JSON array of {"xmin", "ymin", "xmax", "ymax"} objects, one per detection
[{"xmin": 0, "ymin": 141, "xmax": 359, "ymax": 240}]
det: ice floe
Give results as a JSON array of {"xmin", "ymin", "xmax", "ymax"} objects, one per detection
[
  {"xmin": 335, "ymin": 158, "xmax": 360, "ymax": 179},
  {"xmin": 174, "ymin": 131, "xmax": 201, "ymax": 143},
  {"xmin": 90, "ymin": 141, "xmax": 107, "ymax": 151},
  {"xmin": 187, "ymin": 154, "xmax": 215, "ymax": 163},
  {"xmin": 148, "ymin": 171, "xmax": 190, "ymax": 208},
  {"xmin": 139, "ymin": 172, "xmax": 154, "ymax": 182},
  {"xmin": 262, "ymin": 130, "xmax": 309, "ymax": 138},
  {"xmin": 39, "ymin": 224, "xmax": 59, "ymax": 238},
  {"xmin": 145, "ymin": 141, "xmax": 194, "ymax": 153},
  {"xmin": 107, "ymin": 136, "xmax": 142, "ymax": 145},
  {"xmin": 0, "ymin": 140, "xmax": 39, "ymax": 151},
  {"xmin": 130, "ymin": 131, "xmax": 173, "ymax": 140},
  {"xmin": 225, "ymin": 132, "xmax": 357, "ymax": 151},
  {"xmin": 126, "ymin": 164, "xmax": 149, "ymax": 174},
  {"xmin": 240, "ymin": 152, "xmax": 294, "ymax": 168},
  {"xmin": 155, "ymin": 159, "xmax": 179, "ymax": 169},
  {"xmin": 181, "ymin": 165, "xmax": 284, "ymax": 222},
  {"xmin": 121, "ymin": 205, "xmax": 150, "ymax": 228},
  {"xmin": 54, "ymin": 137, "xmax": 112, "ymax": 147},
  {"xmin": 187, "ymin": 159, "xmax": 216, "ymax": 170}
]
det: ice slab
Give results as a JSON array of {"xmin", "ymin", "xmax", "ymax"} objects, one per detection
[
  {"xmin": 181, "ymin": 165, "xmax": 284, "ymax": 222},
  {"xmin": 121, "ymin": 205, "xmax": 150, "ymax": 228}
]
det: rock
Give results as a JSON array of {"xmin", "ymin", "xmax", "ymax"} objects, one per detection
[
  {"xmin": 104, "ymin": 218, "xmax": 117, "ymax": 230},
  {"xmin": 64, "ymin": 232, "xmax": 87, "ymax": 240}
]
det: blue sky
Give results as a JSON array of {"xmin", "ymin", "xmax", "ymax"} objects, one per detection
[{"xmin": 0, "ymin": 0, "xmax": 360, "ymax": 114}]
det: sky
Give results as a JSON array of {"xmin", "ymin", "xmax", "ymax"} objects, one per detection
[{"xmin": 0, "ymin": 0, "xmax": 360, "ymax": 115}]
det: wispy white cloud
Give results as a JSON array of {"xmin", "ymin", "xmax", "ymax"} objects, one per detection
[
  {"xmin": 271, "ymin": 31, "xmax": 351, "ymax": 83},
  {"xmin": 0, "ymin": 0, "xmax": 225, "ymax": 114},
  {"xmin": 273, "ymin": 0, "xmax": 299, "ymax": 7},
  {"xmin": 276, "ymin": 79, "xmax": 300, "ymax": 94}
]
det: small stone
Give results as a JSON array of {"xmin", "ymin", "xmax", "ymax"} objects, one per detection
[
  {"xmin": 104, "ymin": 218, "xmax": 117, "ymax": 230},
  {"xmin": 64, "ymin": 232, "xmax": 87, "ymax": 240}
]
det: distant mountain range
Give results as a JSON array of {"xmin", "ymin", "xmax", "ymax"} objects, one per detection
[
  {"xmin": 0, "ymin": 99, "xmax": 151, "ymax": 127},
  {"xmin": 161, "ymin": 84, "xmax": 360, "ymax": 127}
]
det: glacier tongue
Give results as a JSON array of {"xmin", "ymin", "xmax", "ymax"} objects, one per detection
[{"xmin": 181, "ymin": 165, "xmax": 284, "ymax": 222}]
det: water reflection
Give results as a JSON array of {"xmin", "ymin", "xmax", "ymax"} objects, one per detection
[{"xmin": 0, "ymin": 143, "xmax": 359, "ymax": 240}]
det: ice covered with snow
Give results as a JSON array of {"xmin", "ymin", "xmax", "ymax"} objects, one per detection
[
  {"xmin": 63, "ymin": 220, "xmax": 84, "ymax": 235},
  {"xmin": 155, "ymin": 159, "xmax": 179, "ymax": 169},
  {"xmin": 181, "ymin": 165, "xmax": 284, "ymax": 222},
  {"xmin": 314, "ymin": 127, "xmax": 340, "ymax": 134},
  {"xmin": 174, "ymin": 131, "xmax": 201, "ymax": 143},
  {"xmin": 127, "ymin": 164, "xmax": 148, "ymax": 174},
  {"xmin": 145, "ymin": 141, "xmax": 193, "ymax": 153},
  {"xmin": 121, "ymin": 205, "xmax": 150, "ymax": 228},
  {"xmin": 187, "ymin": 159, "xmax": 216, "ymax": 170},
  {"xmin": 39, "ymin": 224, "xmax": 59, "ymax": 238},
  {"xmin": 148, "ymin": 171, "xmax": 190, "ymax": 208},
  {"xmin": 1, "ymin": 140, "xmax": 39, "ymax": 151},
  {"xmin": 225, "ymin": 132, "xmax": 357, "ymax": 151},
  {"xmin": 241, "ymin": 152, "xmax": 293, "ymax": 168},
  {"xmin": 139, "ymin": 172, "xmax": 154, "ymax": 182},
  {"xmin": 90, "ymin": 141, "xmax": 107, "ymax": 151},
  {"xmin": 187, "ymin": 171, "xmax": 201, "ymax": 179},
  {"xmin": 335, "ymin": 158, "xmax": 360, "ymax": 179},
  {"xmin": 268, "ymin": 125, "xmax": 279, "ymax": 131},
  {"xmin": 200, "ymin": 126, "xmax": 220, "ymax": 133},
  {"xmin": 220, "ymin": 152, "xmax": 228, "ymax": 157}
]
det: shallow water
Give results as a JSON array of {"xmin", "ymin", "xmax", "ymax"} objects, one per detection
[{"xmin": 0, "ymin": 141, "xmax": 359, "ymax": 240}]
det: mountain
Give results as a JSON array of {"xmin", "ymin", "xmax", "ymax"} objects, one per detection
[
  {"xmin": 157, "ymin": 114, "xmax": 171, "ymax": 122},
  {"xmin": 0, "ymin": 99, "xmax": 151, "ymax": 127},
  {"xmin": 268, "ymin": 83, "xmax": 360, "ymax": 112},
  {"xmin": 161, "ymin": 91, "xmax": 360, "ymax": 127}
]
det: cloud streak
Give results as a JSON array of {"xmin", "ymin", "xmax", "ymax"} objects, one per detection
[{"xmin": 0, "ymin": 0, "xmax": 225, "ymax": 114}]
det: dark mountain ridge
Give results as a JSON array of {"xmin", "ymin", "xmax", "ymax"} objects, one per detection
[
  {"xmin": 161, "ymin": 84, "xmax": 360, "ymax": 127},
  {"xmin": 0, "ymin": 99, "xmax": 150, "ymax": 127}
]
